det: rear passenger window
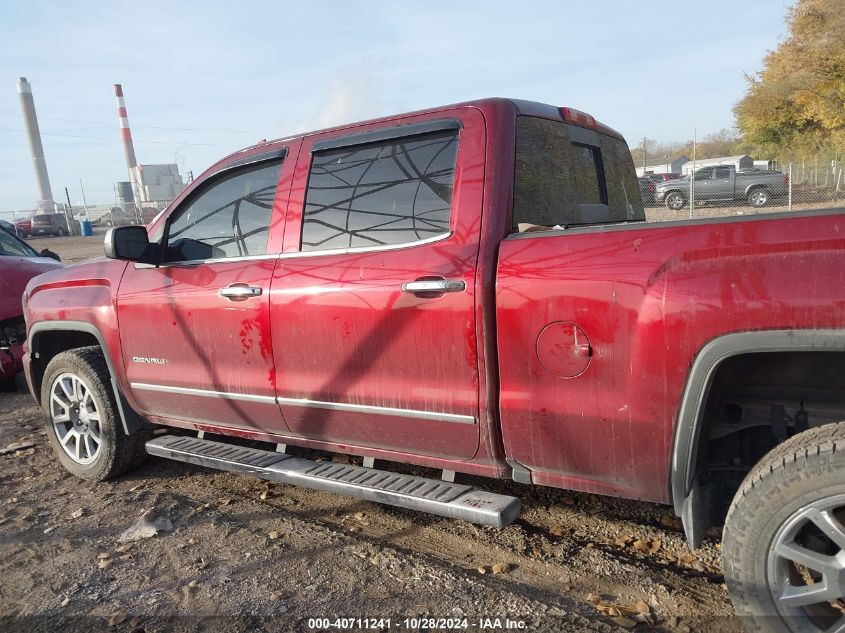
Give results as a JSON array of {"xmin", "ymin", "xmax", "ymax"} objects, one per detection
[
  {"xmin": 513, "ymin": 116, "xmax": 644, "ymax": 229},
  {"xmin": 301, "ymin": 130, "xmax": 458, "ymax": 252},
  {"xmin": 164, "ymin": 159, "xmax": 283, "ymax": 262}
]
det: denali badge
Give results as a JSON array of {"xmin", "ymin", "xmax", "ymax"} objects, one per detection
[{"xmin": 132, "ymin": 356, "xmax": 168, "ymax": 365}]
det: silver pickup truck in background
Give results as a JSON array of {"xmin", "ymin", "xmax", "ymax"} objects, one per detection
[{"xmin": 656, "ymin": 165, "xmax": 789, "ymax": 210}]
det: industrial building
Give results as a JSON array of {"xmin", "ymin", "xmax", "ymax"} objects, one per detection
[
  {"xmin": 113, "ymin": 84, "xmax": 185, "ymax": 210},
  {"xmin": 130, "ymin": 164, "xmax": 183, "ymax": 204}
]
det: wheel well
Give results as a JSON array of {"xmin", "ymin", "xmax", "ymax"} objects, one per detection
[
  {"xmin": 30, "ymin": 330, "xmax": 100, "ymax": 402},
  {"xmin": 746, "ymin": 184, "xmax": 770, "ymax": 195},
  {"xmin": 696, "ymin": 351, "xmax": 845, "ymax": 525}
]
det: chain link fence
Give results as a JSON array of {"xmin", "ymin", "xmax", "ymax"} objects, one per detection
[
  {"xmin": 4, "ymin": 148, "xmax": 843, "ymax": 237},
  {"xmin": 0, "ymin": 201, "xmax": 172, "ymax": 238},
  {"xmin": 636, "ymin": 150, "xmax": 844, "ymax": 223}
]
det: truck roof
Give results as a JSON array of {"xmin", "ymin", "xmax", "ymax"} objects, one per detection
[{"xmin": 209, "ymin": 98, "xmax": 625, "ymax": 175}]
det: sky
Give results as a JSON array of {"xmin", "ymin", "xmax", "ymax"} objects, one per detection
[{"xmin": 0, "ymin": 1, "xmax": 792, "ymax": 212}]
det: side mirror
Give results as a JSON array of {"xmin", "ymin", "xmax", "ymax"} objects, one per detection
[{"xmin": 104, "ymin": 225, "xmax": 152, "ymax": 262}]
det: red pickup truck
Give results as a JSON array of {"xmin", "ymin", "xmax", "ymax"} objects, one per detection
[{"xmin": 21, "ymin": 98, "xmax": 845, "ymax": 632}]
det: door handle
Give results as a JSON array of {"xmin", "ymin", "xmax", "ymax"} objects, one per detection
[
  {"xmin": 401, "ymin": 279, "xmax": 465, "ymax": 294},
  {"xmin": 219, "ymin": 284, "xmax": 262, "ymax": 301}
]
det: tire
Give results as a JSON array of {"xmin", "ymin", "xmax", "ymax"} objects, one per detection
[
  {"xmin": 723, "ymin": 422, "xmax": 845, "ymax": 633},
  {"xmin": 56, "ymin": 227, "xmax": 67, "ymax": 237},
  {"xmin": 41, "ymin": 346, "xmax": 150, "ymax": 481},
  {"xmin": 748, "ymin": 187, "xmax": 771, "ymax": 208},
  {"xmin": 665, "ymin": 191, "xmax": 686, "ymax": 211}
]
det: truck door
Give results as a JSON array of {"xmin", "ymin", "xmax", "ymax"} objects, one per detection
[
  {"xmin": 269, "ymin": 110, "xmax": 485, "ymax": 459},
  {"xmin": 692, "ymin": 167, "xmax": 716, "ymax": 200},
  {"xmin": 117, "ymin": 148, "xmax": 294, "ymax": 435},
  {"xmin": 713, "ymin": 165, "xmax": 733, "ymax": 200}
]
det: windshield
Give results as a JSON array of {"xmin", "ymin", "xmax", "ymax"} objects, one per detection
[{"xmin": 0, "ymin": 226, "xmax": 39, "ymax": 257}]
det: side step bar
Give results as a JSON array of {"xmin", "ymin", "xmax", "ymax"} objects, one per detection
[{"xmin": 146, "ymin": 436, "xmax": 521, "ymax": 528}]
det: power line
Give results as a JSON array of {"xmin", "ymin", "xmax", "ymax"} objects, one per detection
[
  {"xmin": 0, "ymin": 111, "xmax": 258, "ymax": 134},
  {"xmin": 0, "ymin": 125, "xmax": 237, "ymax": 147}
]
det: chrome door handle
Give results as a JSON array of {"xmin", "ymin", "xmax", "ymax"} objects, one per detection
[
  {"xmin": 401, "ymin": 279, "xmax": 465, "ymax": 294},
  {"xmin": 219, "ymin": 284, "xmax": 262, "ymax": 301}
]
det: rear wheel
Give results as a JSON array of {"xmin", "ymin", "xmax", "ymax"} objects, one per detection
[
  {"xmin": 723, "ymin": 422, "xmax": 845, "ymax": 633},
  {"xmin": 56, "ymin": 227, "xmax": 68, "ymax": 237},
  {"xmin": 748, "ymin": 188, "xmax": 771, "ymax": 208},
  {"xmin": 665, "ymin": 191, "xmax": 686, "ymax": 211},
  {"xmin": 41, "ymin": 346, "xmax": 150, "ymax": 480}
]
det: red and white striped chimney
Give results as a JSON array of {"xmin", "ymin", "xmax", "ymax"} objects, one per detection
[{"xmin": 114, "ymin": 84, "xmax": 137, "ymax": 171}]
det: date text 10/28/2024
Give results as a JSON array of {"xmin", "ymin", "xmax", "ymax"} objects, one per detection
[{"xmin": 307, "ymin": 618, "xmax": 528, "ymax": 630}]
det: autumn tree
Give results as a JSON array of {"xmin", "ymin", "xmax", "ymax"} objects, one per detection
[{"xmin": 734, "ymin": 0, "xmax": 845, "ymax": 159}]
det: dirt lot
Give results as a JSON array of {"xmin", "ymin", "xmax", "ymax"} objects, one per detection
[
  {"xmin": 0, "ymin": 391, "xmax": 740, "ymax": 633},
  {"xmin": 0, "ymin": 223, "xmax": 767, "ymax": 633}
]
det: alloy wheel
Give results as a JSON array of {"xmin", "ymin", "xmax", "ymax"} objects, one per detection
[
  {"xmin": 49, "ymin": 372, "xmax": 103, "ymax": 465},
  {"xmin": 750, "ymin": 190, "xmax": 769, "ymax": 207},
  {"xmin": 767, "ymin": 494, "xmax": 845, "ymax": 632}
]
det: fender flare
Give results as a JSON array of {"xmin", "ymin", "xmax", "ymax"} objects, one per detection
[
  {"xmin": 28, "ymin": 320, "xmax": 151, "ymax": 435},
  {"xmin": 671, "ymin": 329, "xmax": 845, "ymax": 546},
  {"xmin": 744, "ymin": 183, "xmax": 770, "ymax": 197}
]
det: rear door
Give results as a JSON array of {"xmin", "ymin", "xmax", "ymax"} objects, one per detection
[
  {"xmin": 118, "ymin": 147, "xmax": 294, "ymax": 435},
  {"xmin": 269, "ymin": 110, "xmax": 486, "ymax": 459},
  {"xmin": 713, "ymin": 165, "xmax": 733, "ymax": 200}
]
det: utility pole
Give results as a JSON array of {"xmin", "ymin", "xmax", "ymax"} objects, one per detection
[
  {"xmin": 642, "ymin": 137, "xmax": 647, "ymax": 175},
  {"xmin": 690, "ymin": 128, "xmax": 696, "ymax": 219},
  {"xmin": 64, "ymin": 187, "xmax": 74, "ymax": 235},
  {"xmin": 79, "ymin": 178, "xmax": 90, "ymax": 220}
]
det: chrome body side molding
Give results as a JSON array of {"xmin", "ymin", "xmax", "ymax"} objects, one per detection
[{"xmin": 130, "ymin": 383, "xmax": 476, "ymax": 425}]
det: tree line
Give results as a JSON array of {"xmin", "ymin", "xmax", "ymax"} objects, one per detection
[{"xmin": 633, "ymin": 0, "xmax": 843, "ymax": 169}]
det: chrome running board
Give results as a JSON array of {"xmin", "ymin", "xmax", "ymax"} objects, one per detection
[{"xmin": 146, "ymin": 436, "xmax": 520, "ymax": 528}]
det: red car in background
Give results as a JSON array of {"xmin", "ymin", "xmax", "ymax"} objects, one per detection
[
  {"xmin": 645, "ymin": 172, "xmax": 683, "ymax": 183},
  {"xmin": 0, "ymin": 227, "xmax": 62, "ymax": 386},
  {"xmin": 15, "ymin": 218, "xmax": 32, "ymax": 237}
]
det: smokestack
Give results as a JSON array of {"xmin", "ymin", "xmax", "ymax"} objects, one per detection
[
  {"xmin": 114, "ymin": 84, "xmax": 137, "ymax": 170},
  {"xmin": 16, "ymin": 77, "xmax": 55, "ymax": 210}
]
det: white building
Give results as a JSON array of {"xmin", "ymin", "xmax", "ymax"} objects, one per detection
[
  {"xmin": 681, "ymin": 155, "xmax": 754, "ymax": 175},
  {"xmin": 131, "ymin": 164, "xmax": 184, "ymax": 203},
  {"xmin": 636, "ymin": 156, "xmax": 689, "ymax": 177}
]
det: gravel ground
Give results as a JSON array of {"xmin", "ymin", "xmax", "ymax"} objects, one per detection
[{"xmin": 0, "ymin": 392, "xmax": 741, "ymax": 633}]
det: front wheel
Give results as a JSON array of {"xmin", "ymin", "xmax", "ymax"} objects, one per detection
[
  {"xmin": 665, "ymin": 191, "xmax": 686, "ymax": 211},
  {"xmin": 723, "ymin": 422, "xmax": 845, "ymax": 633},
  {"xmin": 41, "ymin": 346, "xmax": 150, "ymax": 480}
]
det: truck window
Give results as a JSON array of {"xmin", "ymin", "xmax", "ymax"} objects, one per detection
[
  {"xmin": 164, "ymin": 159, "xmax": 283, "ymax": 262},
  {"xmin": 693, "ymin": 168, "xmax": 714, "ymax": 181},
  {"xmin": 513, "ymin": 117, "xmax": 644, "ymax": 229},
  {"xmin": 714, "ymin": 166, "xmax": 731, "ymax": 179},
  {"xmin": 301, "ymin": 130, "xmax": 458, "ymax": 251},
  {"xmin": 0, "ymin": 227, "xmax": 38, "ymax": 257}
]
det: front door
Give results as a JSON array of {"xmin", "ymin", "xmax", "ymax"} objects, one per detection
[
  {"xmin": 118, "ymin": 153, "xmax": 290, "ymax": 435},
  {"xmin": 693, "ymin": 167, "xmax": 716, "ymax": 200},
  {"xmin": 269, "ymin": 110, "xmax": 486, "ymax": 459}
]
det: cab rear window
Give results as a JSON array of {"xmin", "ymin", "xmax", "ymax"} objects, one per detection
[{"xmin": 513, "ymin": 116, "xmax": 644, "ymax": 230}]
